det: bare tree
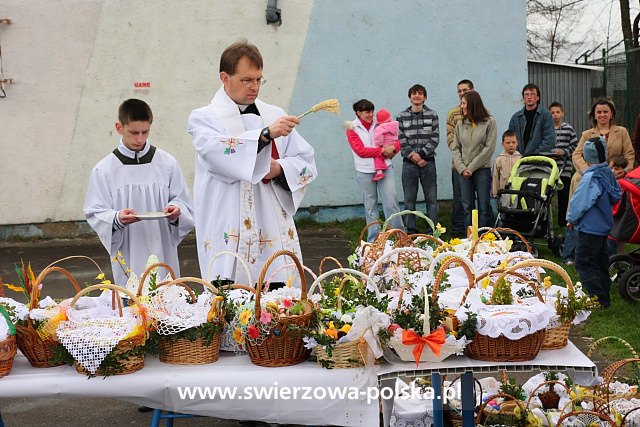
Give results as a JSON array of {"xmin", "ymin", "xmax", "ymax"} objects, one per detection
[
  {"xmin": 527, "ymin": 0, "xmax": 588, "ymax": 61},
  {"xmin": 619, "ymin": 0, "xmax": 633, "ymax": 49}
]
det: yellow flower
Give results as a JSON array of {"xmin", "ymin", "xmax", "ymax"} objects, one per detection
[
  {"xmin": 436, "ymin": 223, "xmax": 446, "ymax": 234},
  {"xmin": 328, "ymin": 321, "xmax": 335, "ymax": 329},
  {"xmin": 340, "ymin": 324, "xmax": 351, "ymax": 333},
  {"xmin": 239, "ymin": 309, "xmax": 252, "ymax": 326},
  {"xmin": 125, "ymin": 268, "xmax": 132, "ymax": 274},
  {"xmin": 100, "ymin": 279, "xmax": 112, "ymax": 285},
  {"xmin": 117, "ymin": 251, "xmax": 123, "ymax": 257},
  {"xmin": 482, "ymin": 232, "xmax": 496, "ymax": 242},
  {"xmin": 449, "ymin": 331, "xmax": 457, "ymax": 337},
  {"xmin": 96, "ymin": 273, "xmax": 105, "ymax": 280},
  {"xmin": 449, "ymin": 238, "xmax": 462, "ymax": 246},
  {"xmin": 543, "ymin": 276, "xmax": 552, "ymax": 289},
  {"xmin": 232, "ymin": 327, "xmax": 245, "ymax": 344},
  {"xmin": 481, "ymin": 277, "xmax": 491, "ymax": 289},
  {"xmin": 334, "ymin": 287, "xmax": 340, "ymax": 296}
]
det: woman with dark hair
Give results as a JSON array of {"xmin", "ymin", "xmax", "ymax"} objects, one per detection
[
  {"xmin": 346, "ymin": 99, "xmax": 404, "ymax": 242},
  {"xmin": 572, "ymin": 98, "xmax": 634, "ymax": 178},
  {"xmin": 451, "ymin": 91, "xmax": 497, "ymax": 227}
]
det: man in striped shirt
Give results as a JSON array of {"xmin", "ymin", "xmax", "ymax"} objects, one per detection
[{"xmin": 397, "ymin": 84, "xmax": 439, "ymax": 233}]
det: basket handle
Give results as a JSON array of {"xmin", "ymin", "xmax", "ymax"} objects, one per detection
[
  {"xmin": 137, "ymin": 262, "xmax": 176, "ymax": 297},
  {"xmin": 30, "ymin": 266, "xmax": 82, "ymax": 310},
  {"xmin": 264, "ymin": 262, "xmax": 317, "ymax": 292},
  {"xmin": 359, "ymin": 220, "xmax": 382, "ymax": 243},
  {"xmin": 500, "ymin": 259, "xmax": 573, "ymax": 293},
  {"xmin": 382, "ymin": 210, "xmax": 435, "ymax": 233},
  {"xmin": 157, "ymin": 277, "xmax": 223, "ymax": 323},
  {"xmin": 428, "ymin": 252, "xmax": 476, "ymax": 301},
  {"xmin": 555, "ymin": 410, "xmax": 616, "ymax": 426},
  {"xmin": 447, "ymin": 375, "xmax": 483, "ymax": 407},
  {"xmin": 318, "ymin": 256, "xmax": 343, "ymax": 275},
  {"xmin": 587, "ymin": 335, "xmax": 639, "ymax": 358},
  {"xmin": 468, "ymin": 228, "xmax": 532, "ymax": 258},
  {"xmin": 206, "ymin": 250, "xmax": 254, "ymax": 286},
  {"xmin": 525, "ymin": 380, "xmax": 571, "ymax": 407},
  {"xmin": 255, "ymin": 250, "xmax": 307, "ymax": 319},
  {"xmin": 308, "ymin": 268, "xmax": 381, "ymax": 300},
  {"xmin": 410, "ymin": 234, "xmax": 445, "ymax": 247},
  {"xmin": 69, "ymin": 284, "xmax": 144, "ymax": 321},
  {"xmin": 367, "ymin": 246, "xmax": 434, "ymax": 289},
  {"xmin": 31, "ymin": 255, "xmax": 104, "ymax": 310}
]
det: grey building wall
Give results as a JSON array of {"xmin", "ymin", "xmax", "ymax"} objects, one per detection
[{"xmin": 528, "ymin": 60, "xmax": 604, "ymax": 136}]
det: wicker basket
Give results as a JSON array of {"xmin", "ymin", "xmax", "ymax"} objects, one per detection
[
  {"xmin": 476, "ymin": 392, "xmax": 527, "ymax": 426},
  {"xmin": 460, "ymin": 268, "xmax": 547, "ymax": 362},
  {"xmin": 16, "ymin": 256, "xmax": 103, "ymax": 368},
  {"xmin": 245, "ymin": 250, "xmax": 314, "ymax": 367},
  {"xmin": 69, "ymin": 284, "xmax": 147, "ymax": 376},
  {"xmin": 468, "ymin": 227, "xmax": 533, "ymax": 258},
  {"xmin": 501, "ymin": 258, "xmax": 575, "ymax": 350},
  {"xmin": 0, "ymin": 306, "xmax": 17, "ymax": 378},
  {"xmin": 152, "ymin": 277, "xmax": 225, "ymax": 365},
  {"xmin": 308, "ymin": 268, "xmax": 382, "ymax": 368},
  {"xmin": 137, "ymin": 262, "xmax": 176, "ymax": 295}
]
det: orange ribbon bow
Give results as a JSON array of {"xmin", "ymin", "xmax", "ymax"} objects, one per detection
[{"xmin": 402, "ymin": 328, "xmax": 446, "ymax": 366}]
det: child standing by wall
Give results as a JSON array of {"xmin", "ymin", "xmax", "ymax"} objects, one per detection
[
  {"xmin": 372, "ymin": 109, "xmax": 400, "ymax": 182},
  {"xmin": 566, "ymin": 137, "xmax": 622, "ymax": 308},
  {"xmin": 491, "ymin": 130, "xmax": 522, "ymax": 199}
]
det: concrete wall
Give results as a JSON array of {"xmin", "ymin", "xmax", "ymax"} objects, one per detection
[{"xmin": 0, "ymin": 0, "xmax": 527, "ymax": 227}]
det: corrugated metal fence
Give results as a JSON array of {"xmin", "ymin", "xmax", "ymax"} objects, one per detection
[{"xmin": 528, "ymin": 60, "xmax": 603, "ymax": 136}]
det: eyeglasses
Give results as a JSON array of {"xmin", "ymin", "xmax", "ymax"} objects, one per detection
[{"xmin": 237, "ymin": 77, "xmax": 267, "ymax": 88}]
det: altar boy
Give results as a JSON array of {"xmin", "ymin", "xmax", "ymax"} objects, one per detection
[{"xmin": 84, "ymin": 99, "xmax": 194, "ymax": 285}]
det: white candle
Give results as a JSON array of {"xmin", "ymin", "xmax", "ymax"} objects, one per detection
[{"xmin": 423, "ymin": 285, "xmax": 430, "ymax": 334}]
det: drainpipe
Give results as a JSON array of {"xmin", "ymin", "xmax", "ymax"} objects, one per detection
[{"xmin": 266, "ymin": 0, "xmax": 281, "ymax": 26}]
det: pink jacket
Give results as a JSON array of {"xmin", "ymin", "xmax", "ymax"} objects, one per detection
[{"xmin": 373, "ymin": 121, "xmax": 399, "ymax": 148}]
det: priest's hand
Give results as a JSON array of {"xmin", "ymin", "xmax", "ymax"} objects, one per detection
[
  {"xmin": 269, "ymin": 116, "xmax": 299, "ymax": 138},
  {"xmin": 119, "ymin": 209, "xmax": 140, "ymax": 225},
  {"xmin": 263, "ymin": 159, "xmax": 283, "ymax": 180},
  {"xmin": 164, "ymin": 205, "xmax": 181, "ymax": 221}
]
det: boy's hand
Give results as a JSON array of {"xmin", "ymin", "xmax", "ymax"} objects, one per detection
[
  {"xmin": 119, "ymin": 209, "xmax": 140, "ymax": 225},
  {"xmin": 566, "ymin": 222, "xmax": 574, "ymax": 229},
  {"xmin": 164, "ymin": 205, "xmax": 181, "ymax": 221}
]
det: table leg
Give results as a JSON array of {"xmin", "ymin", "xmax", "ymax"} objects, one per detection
[
  {"xmin": 431, "ymin": 373, "xmax": 444, "ymax": 427},
  {"xmin": 461, "ymin": 371, "xmax": 475, "ymax": 427}
]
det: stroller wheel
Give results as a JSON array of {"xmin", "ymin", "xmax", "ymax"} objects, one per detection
[
  {"xmin": 608, "ymin": 254, "xmax": 636, "ymax": 291},
  {"xmin": 551, "ymin": 235, "xmax": 565, "ymax": 257},
  {"xmin": 619, "ymin": 265, "xmax": 640, "ymax": 302}
]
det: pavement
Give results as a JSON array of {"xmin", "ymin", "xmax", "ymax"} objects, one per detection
[{"xmin": 0, "ymin": 228, "xmax": 354, "ymax": 427}]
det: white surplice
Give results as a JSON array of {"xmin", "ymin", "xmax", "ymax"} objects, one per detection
[
  {"xmin": 83, "ymin": 142, "xmax": 195, "ymax": 285},
  {"xmin": 187, "ymin": 87, "xmax": 316, "ymax": 286}
]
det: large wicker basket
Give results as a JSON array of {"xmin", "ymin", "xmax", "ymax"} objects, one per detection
[
  {"xmin": 69, "ymin": 284, "xmax": 148, "ymax": 376},
  {"xmin": 151, "ymin": 277, "xmax": 225, "ymax": 365},
  {"xmin": 245, "ymin": 250, "xmax": 314, "ymax": 368},
  {"xmin": 460, "ymin": 265, "xmax": 547, "ymax": 362},
  {"xmin": 501, "ymin": 258, "xmax": 575, "ymax": 350},
  {"xmin": 16, "ymin": 256, "xmax": 103, "ymax": 368},
  {"xmin": 0, "ymin": 306, "xmax": 17, "ymax": 378},
  {"xmin": 308, "ymin": 268, "xmax": 382, "ymax": 368}
]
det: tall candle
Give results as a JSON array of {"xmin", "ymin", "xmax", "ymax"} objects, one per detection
[
  {"xmin": 423, "ymin": 286, "xmax": 430, "ymax": 334},
  {"xmin": 472, "ymin": 209, "xmax": 479, "ymax": 242}
]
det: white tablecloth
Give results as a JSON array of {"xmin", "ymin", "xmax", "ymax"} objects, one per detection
[{"xmin": 0, "ymin": 352, "xmax": 380, "ymax": 426}]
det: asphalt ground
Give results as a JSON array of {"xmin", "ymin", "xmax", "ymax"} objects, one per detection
[{"xmin": 0, "ymin": 228, "xmax": 353, "ymax": 427}]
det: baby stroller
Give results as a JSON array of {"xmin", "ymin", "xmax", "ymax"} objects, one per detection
[
  {"xmin": 608, "ymin": 166, "xmax": 640, "ymax": 302},
  {"xmin": 495, "ymin": 154, "xmax": 567, "ymax": 257}
]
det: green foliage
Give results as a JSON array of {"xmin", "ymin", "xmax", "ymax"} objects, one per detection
[
  {"xmin": 491, "ymin": 277, "xmax": 514, "ymax": 305},
  {"xmin": 456, "ymin": 305, "xmax": 478, "ymax": 340},
  {"xmin": 555, "ymin": 288, "xmax": 600, "ymax": 324},
  {"xmin": 49, "ymin": 342, "xmax": 145, "ymax": 379},
  {"xmin": 393, "ymin": 292, "xmax": 446, "ymax": 336},
  {"xmin": 500, "ymin": 377, "xmax": 526, "ymax": 401}
]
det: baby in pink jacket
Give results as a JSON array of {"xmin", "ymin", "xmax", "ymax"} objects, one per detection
[{"xmin": 373, "ymin": 109, "xmax": 400, "ymax": 182}]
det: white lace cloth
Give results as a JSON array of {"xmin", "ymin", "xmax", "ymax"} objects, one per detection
[
  {"xmin": 57, "ymin": 293, "xmax": 142, "ymax": 374},
  {"xmin": 610, "ymin": 398, "xmax": 640, "ymax": 426},
  {"xmin": 390, "ymin": 379, "xmax": 435, "ymax": 427},
  {"xmin": 455, "ymin": 299, "xmax": 554, "ymax": 339},
  {"xmin": 0, "ymin": 297, "xmax": 29, "ymax": 322},
  {"xmin": 147, "ymin": 286, "xmax": 213, "ymax": 335}
]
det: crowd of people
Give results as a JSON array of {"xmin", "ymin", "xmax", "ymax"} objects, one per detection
[{"xmin": 80, "ymin": 37, "xmax": 640, "ymax": 315}]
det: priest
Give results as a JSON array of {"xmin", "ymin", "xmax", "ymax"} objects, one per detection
[
  {"xmin": 84, "ymin": 99, "xmax": 195, "ymax": 285},
  {"xmin": 187, "ymin": 40, "xmax": 317, "ymax": 287}
]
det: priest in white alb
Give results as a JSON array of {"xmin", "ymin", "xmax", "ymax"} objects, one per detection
[
  {"xmin": 84, "ymin": 99, "xmax": 195, "ymax": 286},
  {"xmin": 187, "ymin": 40, "xmax": 316, "ymax": 287}
]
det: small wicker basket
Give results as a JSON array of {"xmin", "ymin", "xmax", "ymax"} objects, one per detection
[
  {"xmin": 16, "ymin": 256, "xmax": 103, "ymax": 368},
  {"xmin": 0, "ymin": 306, "xmax": 17, "ymax": 378},
  {"xmin": 151, "ymin": 277, "xmax": 225, "ymax": 365},
  {"xmin": 245, "ymin": 250, "xmax": 314, "ymax": 368},
  {"xmin": 308, "ymin": 268, "xmax": 382, "ymax": 368},
  {"xmin": 69, "ymin": 284, "xmax": 148, "ymax": 376}
]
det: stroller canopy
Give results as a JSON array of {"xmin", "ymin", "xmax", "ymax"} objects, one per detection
[{"xmin": 507, "ymin": 155, "xmax": 563, "ymax": 196}]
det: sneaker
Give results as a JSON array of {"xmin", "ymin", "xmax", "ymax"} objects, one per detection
[
  {"xmin": 565, "ymin": 260, "xmax": 574, "ymax": 265},
  {"xmin": 373, "ymin": 171, "xmax": 385, "ymax": 181}
]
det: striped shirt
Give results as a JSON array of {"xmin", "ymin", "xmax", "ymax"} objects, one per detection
[
  {"xmin": 396, "ymin": 105, "xmax": 439, "ymax": 161},
  {"xmin": 554, "ymin": 122, "xmax": 578, "ymax": 178}
]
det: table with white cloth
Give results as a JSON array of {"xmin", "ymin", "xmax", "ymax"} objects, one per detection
[
  {"xmin": 0, "ymin": 352, "xmax": 380, "ymax": 426},
  {"xmin": 376, "ymin": 342, "xmax": 597, "ymax": 427}
]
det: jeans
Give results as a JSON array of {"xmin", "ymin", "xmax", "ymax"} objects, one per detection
[
  {"xmin": 562, "ymin": 227, "xmax": 576, "ymax": 262},
  {"xmin": 459, "ymin": 167, "xmax": 494, "ymax": 228},
  {"xmin": 575, "ymin": 231, "xmax": 611, "ymax": 307},
  {"xmin": 356, "ymin": 165, "xmax": 404, "ymax": 242},
  {"xmin": 401, "ymin": 160, "xmax": 438, "ymax": 233},
  {"xmin": 451, "ymin": 169, "xmax": 466, "ymax": 237},
  {"xmin": 557, "ymin": 175, "xmax": 572, "ymax": 227}
]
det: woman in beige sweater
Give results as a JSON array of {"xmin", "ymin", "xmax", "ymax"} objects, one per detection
[{"xmin": 452, "ymin": 91, "xmax": 497, "ymax": 227}]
